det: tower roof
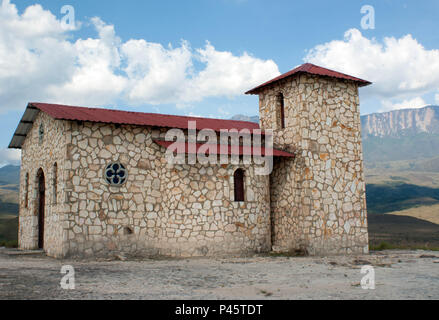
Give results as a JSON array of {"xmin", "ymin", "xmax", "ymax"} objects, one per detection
[{"xmin": 245, "ymin": 63, "xmax": 372, "ymax": 95}]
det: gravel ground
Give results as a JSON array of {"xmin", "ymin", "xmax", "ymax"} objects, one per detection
[{"xmin": 0, "ymin": 247, "xmax": 438, "ymax": 300}]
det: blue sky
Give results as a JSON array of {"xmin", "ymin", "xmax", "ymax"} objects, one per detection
[{"xmin": 1, "ymin": 0, "xmax": 439, "ymax": 165}]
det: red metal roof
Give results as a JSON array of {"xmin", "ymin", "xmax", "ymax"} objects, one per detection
[
  {"xmin": 30, "ymin": 102, "xmax": 260, "ymax": 133},
  {"xmin": 245, "ymin": 63, "xmax": 371, "ymax": 94},
  {"xmin": 154, "ymin": 140, "xmax": 295, "ymax": 158}
]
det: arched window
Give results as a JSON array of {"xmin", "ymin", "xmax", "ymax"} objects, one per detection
[
  {"xmin": 276, "ymin": 93, "xmax": 285, "ymax": 129},
  {"xmin": 38, "ymin": 124, "xmax": 44, "ymax": 145},
  {"xmin": 24, "ymin": 173, "xmax": 29, "ymax": 208},
  {"xmin": 234, "ymin": 169, "xmax": 245, "ymax": 202},
  {"xmin": 52, "ymin": 163, "xmax": 58, "ymax": 204}
]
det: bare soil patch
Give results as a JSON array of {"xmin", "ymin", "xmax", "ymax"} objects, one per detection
[{"xmin": 0, "ymin": 248, "xmax": 438, "ymax": 300}]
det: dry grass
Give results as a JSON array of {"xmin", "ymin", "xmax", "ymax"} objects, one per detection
[
  {"xmin": 387, "ymin": 203, "xmax": 439, "ymax": 225},
  {"xmin": 0, "ymin": 214, "xmax": 17, "ymax": 220},
  {"xmin": 0, "ymin": 185, "xmax": 19, "ymax": 204},
  {"xmin": 365, "ymin": 169, "xmax": 439, "ymax": 188}
]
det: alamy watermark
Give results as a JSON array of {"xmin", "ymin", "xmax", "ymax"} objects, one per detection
[
  {"xmin": 163, "ymin": 121, "xmax": 276, "ymax": 176},
  {"xmin": 360, "ymin": 265, "xmax": 375, "ymax": 290},
  {"xmin": 361, "ymin": 5, "xmax": 375, "ymax": 30},
  {"xmin": 60, "ymin": 5, "xmax": 75, "ymax": 30},
  {"xmin": 60, "ymin": 265, "xmax": 75, "ymax": 290}
]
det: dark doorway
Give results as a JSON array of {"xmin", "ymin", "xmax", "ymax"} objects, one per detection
[
  {"xmin": 37, "ymin": 169, "xmax": 45, "ymax": 249},
  {"xmin": 269, "ymin": 157, "xmax": 284, "ymax": 248}
]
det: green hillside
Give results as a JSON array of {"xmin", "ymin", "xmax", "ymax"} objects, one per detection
[
  {"xmin": 0, "ymin": 166, "xmax": 20, "ymax": 247},
  {"xmin": 0, "ymin": 217, "xmax": 18, "ymax": 247},
  {"xmin": 0, "ymin": 165, "xmax": 20, "ymax": 185},
  {"xmin": 366, "ymin": 182, "xmax": 439, "ymax": 214},
  {"xmin": 363, "ymin": 133, "xmax": 439, "ymax": 163}
]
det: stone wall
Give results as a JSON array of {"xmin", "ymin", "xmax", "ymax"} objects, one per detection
[
  {"xmin": 63, "ymin": 122, "xmax": 271, "ymax": 258},
  {"xmin": 19, "ymin": 112, "xmax": 67, "ymax": 257},
  {"xmin": 259, "ymin": 74, "xmax": 369, "ymax": 255}
]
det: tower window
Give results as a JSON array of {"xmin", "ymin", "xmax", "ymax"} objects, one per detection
[
  {"xmin": 38, "ymin": 124, "xmax": 44, "ymax": 144},
  {"xmin": 277, "ymin": 93, "xmax": 286, "ymax": 129},
  {"xmin": 234, "ymin": 169, "xmax": 245, "ymax": 202}
]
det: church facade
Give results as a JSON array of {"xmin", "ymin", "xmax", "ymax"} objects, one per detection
[{"xmin": 9, "ymin": 63, "xmax": 371, "ymax": 258}]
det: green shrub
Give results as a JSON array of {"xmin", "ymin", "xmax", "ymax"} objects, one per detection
[
  {"xmin": 370, "ymin": 241, "xmax": 439, "ymax": 251},
  {"xmin": 0, "ymin": 240, "xmax": 18, "ymax": 248}
]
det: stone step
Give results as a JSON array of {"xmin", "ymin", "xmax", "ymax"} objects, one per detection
[{"xmin": 3, "ymin": 249, "xmax": 45, "ymax": 256}]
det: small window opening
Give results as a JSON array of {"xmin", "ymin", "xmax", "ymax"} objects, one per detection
[
  {"xmin": 25, "ymin": 173, "xmax": 29, "ymax": 208},
  {"xmin": 38, "ymin": 124, "xmax": 44, "ymax": 144},
  {"xmin": 234, "ymin": 169, "xmax": 245, "ymax": 202},
  {"xmin": 277, "ymin": 93, "xmax": 286, "ymax": 129},
  {"xmin": 105, "ymin": 162, "xmax": 128, "ymax": 186},
  {"xmin": 53, "ymin": 163, "xmax": 58, "ymax": 204}
]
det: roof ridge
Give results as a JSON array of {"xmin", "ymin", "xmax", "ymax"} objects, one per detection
[{"xmin": 305, "ymin": 63, "xmax": 367, "ymax": 80}]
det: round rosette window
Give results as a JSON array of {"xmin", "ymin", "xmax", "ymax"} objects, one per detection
[{"xmin": 104, "ymin": 162, "xmax": 127, "ymax": 186}]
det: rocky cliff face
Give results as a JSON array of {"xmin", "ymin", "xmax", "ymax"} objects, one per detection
[
  {"xmin": 233, "ymin": 105, "xmax": 439, "ymax": 138},
  {"xmin": 361, "ymin": 106, "xmax": 439, "ymax": 138}
]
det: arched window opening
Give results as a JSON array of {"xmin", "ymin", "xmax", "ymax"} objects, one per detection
[
  {"xmin": 24, "ymin": 173, "xmax": 29, "ymax": 208},
  {"xmin": 38, "ymin": 124, "xmax": 44, "ymax": 145},
  {"xmin": 277, "ymin": 93, "xmax": 286, "ymax": 129},
  {"xmin": 234, "ymin": 169, "xmax": 245, "ymax": 202},
  {"xmin": 52, "ymin": 163, "xmax": 58, "ymax": 204}
]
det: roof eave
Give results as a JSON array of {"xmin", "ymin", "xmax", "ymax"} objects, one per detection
[{"xmin": 8, "ymin": 103, "xmax": 41, "ymax": 150}]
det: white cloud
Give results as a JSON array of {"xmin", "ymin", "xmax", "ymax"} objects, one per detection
[
  {"xmin": 0, "ymin": 0, "xmax": 280, "ymax": 112},
  {"xmin": 122, "ymin": 39, "xmax": 193, "ymax": 104},
  {"xmin": 46, "ymin": 17, "xmax": 128, "ymax": 106},
  {"xmin": 0, "ymin": 0, "xmax": 77, "ymax": 111},
  {"xmin": 122, "ymin": 40, "xmax": 280, "ymax": 104},
  {"xmin": 0, "ymin": 148, "xmax": 20, "ymax": 166},
  {"xmin": 435, "ymin": 93, "xmax": 439, "ymax": 105},
  {"xmin": 304, "ymin": 29, "xmax": 439, "ymax": 102},
  {"xmin": 186, "ymin": 43, "xmax": 279, "ymax": 101},
  {"xmin": 380, "ymin": 97, "xmax": 427, "ymax": 112},
  {"xmin": 217, "ymin": 107, "xmax": 230, "ymax": 117}
]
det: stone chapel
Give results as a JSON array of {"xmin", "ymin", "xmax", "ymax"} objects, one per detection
[{"xmin": 9, "ymin": 63, "xmax": 371, "ymax": 258}]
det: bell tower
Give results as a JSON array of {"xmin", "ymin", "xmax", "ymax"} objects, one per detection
[{"xmin": 246, "ymin": 63, "xmax": 371, "ymax": 255}]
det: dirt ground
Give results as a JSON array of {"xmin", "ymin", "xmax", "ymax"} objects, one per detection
[{"xmin": 0, "ymin": 247, "xmax": 438, "ymax": 300}]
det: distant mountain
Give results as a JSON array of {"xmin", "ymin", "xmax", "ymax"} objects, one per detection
[
  {"xmin": 0, "ymin": 165, "xmax": 20, "ymax": 185},
  {"xmin": 361, "ymin": 105, "xmax": 439, "ymax": 138},
  {"xmin": 361, "ymin": 106, "xmax": 439, "ymax": 164},
  {"xmin": 230, "ymin": 114, "xmax": 259, "ymax": 123}
]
